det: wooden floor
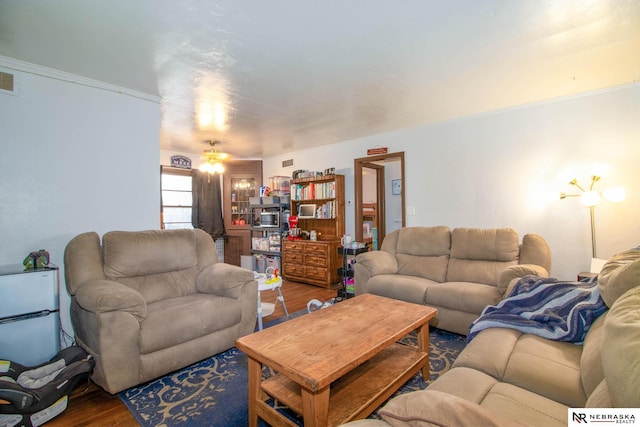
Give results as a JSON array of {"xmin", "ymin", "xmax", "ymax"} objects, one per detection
[{"xmin": 45, "ymin": 280, "xmax": 338, "ymax": 427}]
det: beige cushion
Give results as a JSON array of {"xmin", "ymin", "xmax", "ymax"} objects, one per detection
[
  {"xmin": 503, "ymin": 334, "xmax": 586, "ymax": 408},
  {"xmin": 393, "ymin": 226, "xmax": 451, "ymax": 282},
  {"xmin": 447, "ymin": 228, "xmax": 520, "ymax": 285},
  {"xmin": 395, "ymin": 254, "xmax": 449, "ymax": 282},
  {"xmin": 519, "ymin": 233, "xmax": 552, "ymax": 272},
  {"xmin": 378, "ymin": 390, "xmax": 527, "ymax": 427},
  {"xmin": 425, "ymin": 281, "xmax": 501, "ymax": 314},
  {"xmin": 367, "ymin": 275, "xmax": 436, "ymax": 305},
  {"xmin": 586, "ymin": 379, "xmax": 613, "ymax": 407},
  {"xmin": 103, "ymin": 229, "xmax": 198, "ymax": 278},
  {"xmin": 196, "ymin": 263, "xmax": 255, "ymax": 298},
  {"xmin": 392, "ymin": 226, "xmax": 451, "ymax": 257},
  {"xmin": 498, "ymin": 264, "xmax": 550, "ymax": 295},
  {"xmin": 450, "ymin": 228, "xmax": 519, "ymax": 261},
  {"xmin": 453, "ymin": 328, "xmax": 521, "ymax": 378},
  {"xmin": 428, "ymin": 367, "xmax": 568, "ymax": 427},
  {"xmin": 140, "ymin": 294, "xmax": 241, "ymax": 354},
  {"xmin": 598, "ymin": 247, "xmax": 640, "ymax": 307},
  {"xmin": 63, "ymin": 231, "xmax": 106, "ymax": 295},
  {"xmin": 601, "ymin": 285, "xmax": 640, "ymax": 407},
  {"xmin": 580, "ymin": 313, "xmax": 607, "ymax": 397},
  {"xmin": 447, "ymin": 258, "xmax": 517, "ymax": 286},
  {"xmin": 454, "ymin": 327, "xmax": 586, "ymax": 408},
  {"xmin": 74, "ymin": 279, "xmax": 147, "ymax": 321}
]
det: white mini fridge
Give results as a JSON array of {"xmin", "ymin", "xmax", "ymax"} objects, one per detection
[{"xmin": 0, "ymin": 265, "xmax": 60, "ymax": 366}]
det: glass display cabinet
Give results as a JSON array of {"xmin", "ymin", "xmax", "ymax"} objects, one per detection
[
  {"xmin": 229, "ymin": 177, "xmax": 256, "ymax": 227},
  {"xmin": 223, "ymin": 160, "xmax": 263, "ymax": 260}
]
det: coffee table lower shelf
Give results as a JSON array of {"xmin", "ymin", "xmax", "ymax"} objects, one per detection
[{"xmin": 259, "ymin": 342, "xmax": 428, "ymax": 426}]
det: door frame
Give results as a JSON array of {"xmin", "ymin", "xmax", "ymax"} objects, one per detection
[{"xmin": 354, "ymin": 152, "xmax": 405, "ymax": 246}]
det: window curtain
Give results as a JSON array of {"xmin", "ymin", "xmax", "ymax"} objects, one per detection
[{"xmin": 192, "ymin": 171, "xmax": 226, "ymax": 238}]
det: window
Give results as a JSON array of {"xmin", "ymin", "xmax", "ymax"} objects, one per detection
[{"xmin": 161, "ymin": 167, "xmax": 193, "ymax": 229}]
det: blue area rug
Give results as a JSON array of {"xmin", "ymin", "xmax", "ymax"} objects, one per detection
[{"xmin": 119, "ymin": 311, "xmax": 466, "ymax": 426}]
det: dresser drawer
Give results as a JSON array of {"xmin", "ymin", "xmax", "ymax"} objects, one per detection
[
  {"xmin": 305, "ymin": 266, "xmax": 327, "ymax": 280},
  {"xmin": 305, "ymin": 243, "xmax": 328, "ymax": 256},
  {"xmin": 283, "ymin": 252, "xmax": 303, "ymax": 263},
  {"xmin": 283, "ymin": 240, "xmax": 304, "ymax": 252},
  {"xmin": 283, "ymin": 263, "xmax": 304, "ymax": 277},
  {"xmin": 306, "ymin": 255, "xmax": 326, "ymax": 267}
]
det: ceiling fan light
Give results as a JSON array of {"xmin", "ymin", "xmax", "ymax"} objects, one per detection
[{"xmin": 213, "ymin": 162, "xmax": 224, "ymax": 173}]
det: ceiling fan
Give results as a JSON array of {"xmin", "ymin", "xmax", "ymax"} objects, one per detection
[{"xmin": 198, "ymin": 140, "xmax": 228, "ymax": 174}]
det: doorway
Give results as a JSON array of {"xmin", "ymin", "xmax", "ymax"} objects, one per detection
[{"xmin": 354, "ymin": 152, "xmax": 405, "ymax": 249}]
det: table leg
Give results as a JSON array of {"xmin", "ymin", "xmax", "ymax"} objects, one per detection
[
  {"xmin": 247, "ymin": 357, "xmax": 262, "ymax": 427},
  {"xmin": 416, "ymin": 323, "xmax": 430, "ymax": 379},
  {"xmin": 301, "ymin": 386, "xmax": 330, "ymax": 427}
]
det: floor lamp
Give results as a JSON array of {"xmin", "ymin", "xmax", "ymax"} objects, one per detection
[{"xmin": 560, "ymin": 175, "xmax": 626, "ymax": 261}]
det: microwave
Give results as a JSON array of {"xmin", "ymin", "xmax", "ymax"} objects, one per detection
[{"xmin": 260, "ymin": 212, "xmax": 279, "ymax": 227}]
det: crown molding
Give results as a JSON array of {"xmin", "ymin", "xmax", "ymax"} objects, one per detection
[{"xmin": 0, "ymin": 55, "xmax": 161, "ymax": 103}]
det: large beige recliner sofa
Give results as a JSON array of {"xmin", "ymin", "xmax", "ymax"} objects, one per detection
[
  {"xmin": 354, "ymin": 226, "xmax": 551, "ymax": 335},
  {"xmin": 64, "ymin": 228, "xmax": 258, "ymax": 394},
  {"xmin": 343, "ymin": 247, "xmax": 640, "ymax": 427}
]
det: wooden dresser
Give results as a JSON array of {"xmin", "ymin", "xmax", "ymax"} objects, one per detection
[{"xmin": 282, "ymin": 239, "xmax": 340, "ymax": 288}]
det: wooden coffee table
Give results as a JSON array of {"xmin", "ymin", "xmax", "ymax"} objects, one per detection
[{"xmin": 235, "ymin": 293, "xmax": 438, "ymax": 426}]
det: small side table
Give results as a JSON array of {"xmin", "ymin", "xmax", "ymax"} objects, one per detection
[
  {"xmin": 577, "ymin": 272, "xmax": 598, "ymax": 282},
  {"xmin": 337, "ymin": 246, "xmax": 369, "ymax": 299}
]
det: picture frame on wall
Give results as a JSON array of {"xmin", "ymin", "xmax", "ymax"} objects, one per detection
[{"xmin": 392, "ymin": 179, "xmax": 402, "ymax": 195}]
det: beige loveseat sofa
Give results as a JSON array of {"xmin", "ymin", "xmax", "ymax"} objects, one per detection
[
  {"xmin": 343, "ymin": 247, "xmax": 640, "ymax": 427},
  {"xmin": 64, "ymin": 229, "xmax": 258, "ymax": 394},
  {"xmin": 354, "ymin": 227, "xmax": 551, "ymax": 335}
]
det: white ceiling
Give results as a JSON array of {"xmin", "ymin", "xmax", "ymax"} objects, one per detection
[{"xmin": 1, "ymin": 0, "xmax": 639, "ymax": 159}]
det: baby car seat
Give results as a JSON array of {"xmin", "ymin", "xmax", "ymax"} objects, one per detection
[{"xmin": 0, "ymin": 346, "xmax": 95, "ymax": 427}]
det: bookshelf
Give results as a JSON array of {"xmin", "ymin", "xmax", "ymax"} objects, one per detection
[
  {"xmin": 289, "ymin": 174, "xmax": 345, "ymax": 241},
  {"xmin": 283, "ymin": 174, "xmax": 345, "ymax": 288}
]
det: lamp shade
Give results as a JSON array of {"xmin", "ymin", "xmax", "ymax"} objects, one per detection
[
  {"xmin": 580, "ymin": 191, "xmax": 601, "ymax": 207},
  {"xmin": 603, "ymin": 187, "xmax": 626, "ymax": 203}
]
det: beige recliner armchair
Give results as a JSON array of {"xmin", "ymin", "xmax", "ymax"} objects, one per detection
[{"xmin": 64, "ymin": 229, "xmax": 257, "ymax": 394}]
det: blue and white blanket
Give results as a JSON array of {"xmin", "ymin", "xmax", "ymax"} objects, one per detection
[{"xmin": 467, "ymin": 275, "xmax": 607, "ymax": 344}]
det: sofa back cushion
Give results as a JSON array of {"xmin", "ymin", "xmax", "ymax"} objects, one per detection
[
  {"xmin": 601, "ymin": 285, "xmax": 640, "ymax": 407},
  {"xmin": 447, "ymin": 228, "xmax": 519, "ymax": 286},
  {"xmin": 382, "ymin": 226, "xmax": 451, "ymax": 283},
  {"xmin": 598, "ymin": 247, "xmax": 640, "ymax": 307},
  {"xmin": 102, "ymin": 229, "xmax": 202, "ymax": 303}
]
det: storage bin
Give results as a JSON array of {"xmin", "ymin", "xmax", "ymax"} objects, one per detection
[{"xmin": 261, "ymin": 196, "xmax": 280, "ymax": 204}]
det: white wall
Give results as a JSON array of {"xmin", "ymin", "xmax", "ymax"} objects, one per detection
[
  {"xmin": 263, "ymin": 83, "xmax": 640, "ymax": 281},
  {"xmin": 383, "ymin": 160, "xmax": 402, "ymax": 234},
  {"xmin": 0, "ymin": 57, "xmax": 160, "ymax": 336}
]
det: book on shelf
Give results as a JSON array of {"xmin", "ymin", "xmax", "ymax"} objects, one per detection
[{"xmin": 292, "ymin": 181, "xmax": 336, "ymax": 200}]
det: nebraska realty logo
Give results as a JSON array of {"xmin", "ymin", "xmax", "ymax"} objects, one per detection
[{"xmin": 569, "ymin": 408, "xmax": 639, "ymax": 425}]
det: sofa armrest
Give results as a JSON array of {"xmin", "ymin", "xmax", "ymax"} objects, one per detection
[
  {"xmin": 357, "ymin": 251, "xmax": 399, "ymax": 276},
  {"xmin": 498, "ymin": 264, "xmax": 550, "ymax": 297},
  {"xmin": 196, "ymin": 263, "xmax": 256, "ymax": 299},
  {"xmin": 353, "ymin": 251, "xmax": 398, "ymax": 295},
  {"xmin": 74, "ymin": 279, "xmax": 147, "ymax": 321}
]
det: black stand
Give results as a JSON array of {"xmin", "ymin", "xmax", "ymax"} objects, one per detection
[{"xmin": 337, "ymin": 246, "xmax": 369, "ymax": 299}]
